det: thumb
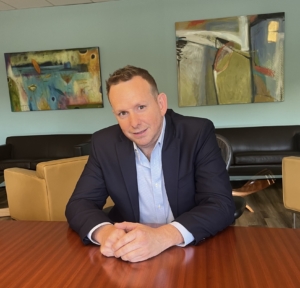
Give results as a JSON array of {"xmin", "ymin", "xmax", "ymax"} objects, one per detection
[{"xmin": 114, "ymin": 221, "xmax": 138, "ymax": 232}]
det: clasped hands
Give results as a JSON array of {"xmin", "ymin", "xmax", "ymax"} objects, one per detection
[{"xmin": 93, "ymin": 222, "xmax": 183, "ymax": 263}]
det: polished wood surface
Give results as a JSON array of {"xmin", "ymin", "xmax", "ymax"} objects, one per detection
[{"xmin": 1, "ymin": 221, "xmax": 300, "ymax": 288}]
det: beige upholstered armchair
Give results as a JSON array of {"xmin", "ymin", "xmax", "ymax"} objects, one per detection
[
  {"xmin": 282, "ymin": 156, "xmax": 300, "ymax": 228},
  {"xmin": 4, "ymin": 156, "xmax": 113, "ymax": 221}
]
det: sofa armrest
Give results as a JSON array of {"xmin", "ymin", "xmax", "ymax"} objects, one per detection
[
  {"xmin": 73, "ymin": 142, "xmax": 91, "ymax": 156},
  {"xmin": 0, "ymin": 144, "xmax": 12, "ymax": 160},
  {"xmin": 294, "ymin": 133, "xmax": 300, "ymax": 150}
]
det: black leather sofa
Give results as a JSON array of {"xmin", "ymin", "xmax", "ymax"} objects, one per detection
[
  {"xmin": 0, "ymin": 134, "xmax": 92, "ymax": 178},
  {"xmin": 73, "ymin": 125, "xmax": 300, "ymax": 177},
  {"xmin": 215, "ymin": 125, "xmax": 300, "ymax": 176}
]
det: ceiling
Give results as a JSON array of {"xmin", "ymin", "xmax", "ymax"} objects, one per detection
[{"xmin": 0, "ymin": 0, "xmax": 117, "ymax": 11}]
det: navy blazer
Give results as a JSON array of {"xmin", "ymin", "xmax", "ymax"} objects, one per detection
[{"xmin": 66, "ymin": 109, "xmax": 235, "ymax": 244}]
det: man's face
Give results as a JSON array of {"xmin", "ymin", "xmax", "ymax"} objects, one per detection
[{"xmin": 109, "ymin": 76, "xmax": 167, "ymax": 156}]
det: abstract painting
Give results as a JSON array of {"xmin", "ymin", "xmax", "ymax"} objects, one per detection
[
  {"xmin": 175, "ymin": 12, "xmax": 285, "ymax": 107},
  {"xmin": 4, "ymin": 47, "xmax": 103, "ymax": 112}
]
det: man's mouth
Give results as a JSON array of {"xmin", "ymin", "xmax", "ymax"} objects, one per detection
[{"xmin": 133, "ymin": 128, "xmax": 147, "ymax": 136}]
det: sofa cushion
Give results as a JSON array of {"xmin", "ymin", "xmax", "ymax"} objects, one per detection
[
  {"xmin": 216, "ymin": 126, "xmax": 300, "ymax": 153},
  {"xmin": 235, "ymin": 151, "xmax": 300, "ymax": 165},
  {"xmin": 6, "ymin": 134, "xmax": 92, "ymax": 159},
  {"xmin": 0, "ymin": 159, "xmax": 31, "ymax": 170},
  {"xmin": 30, "ymin": 159, "xmax": 55, "ymax": 170}
]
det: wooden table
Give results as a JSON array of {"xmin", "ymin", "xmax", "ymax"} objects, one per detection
[{"xmin": 1, "ymin": 221, "xmax": 300, "ymax": 288}]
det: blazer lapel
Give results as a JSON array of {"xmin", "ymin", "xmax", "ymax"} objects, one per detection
[
  {"xmin": 162, "ymin": 113, "xmax": 180, "ymax": 218},
  {"xmin": 116, "ymin": 136, "xmax": 140, "ymax": 222}
]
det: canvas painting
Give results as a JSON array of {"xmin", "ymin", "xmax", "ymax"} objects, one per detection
[
  {"xmin": 175, "ymin": 12, "xmax": 285, "ymax": 107},
  {"xmin": 4, "ymin": 47, "xmax": 103, "ymax": 112}
]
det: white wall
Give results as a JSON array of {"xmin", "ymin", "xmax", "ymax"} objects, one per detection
[{"xmin": 0, "ymin": 0, "xmax": 298, "ymax": 144}]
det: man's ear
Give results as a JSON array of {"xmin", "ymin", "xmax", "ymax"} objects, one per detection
[{"xmin": 157, "ymin": 93, "xmax": 168, "ymax": 115}]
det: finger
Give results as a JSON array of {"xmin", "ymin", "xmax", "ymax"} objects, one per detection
[
  {"xmin": 114, "ymin": 222, "xmax": 139, "ymax": 232},
  {"xmin": 120, "ymin": 247, "xmax": 150, "ymax": 263},
  {"xmin": 101, "ymin": 229, "xmax": 126, "ymax": 257},
  {"xmin": 113, "ymin": 230, "xmax": 138, "ymax": 253},
  {"xmin": 100, "ymin": 246, "xmax": 115, "ymax": 257},
  {"xmin": 115, "ymin": 241, "xmax": 142, "ymax": 260}
]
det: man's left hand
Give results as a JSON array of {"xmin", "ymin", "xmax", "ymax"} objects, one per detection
[{"xmin": 112, "ymin": 222, "xmax": 184, "ymax": 262}]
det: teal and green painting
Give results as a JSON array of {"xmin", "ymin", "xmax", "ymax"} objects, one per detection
[{"xmin": 5, "ymin": 47, "xmax": 103, "ymax": 112}]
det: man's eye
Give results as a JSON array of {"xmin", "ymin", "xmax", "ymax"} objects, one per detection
[
  {"xmin": 118, "ymin": 111, "xmax": 127, "ymax": 117},
  {"xmin": 139, "ymin": 105, "xmax": 146, "ymax": 110}
]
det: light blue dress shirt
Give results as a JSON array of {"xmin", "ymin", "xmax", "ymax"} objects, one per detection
[
  {"xmin": 134, "ymin": 118, "xmax": 194, "ymax": 246},
  {"xmin": 88, "ymin": 118, "xmax": 194, "ymax": 246}
]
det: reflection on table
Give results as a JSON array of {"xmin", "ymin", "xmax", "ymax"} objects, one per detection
[{"xmin": 1, "ymin": 221, "xmax": 300, "ymax": 287}]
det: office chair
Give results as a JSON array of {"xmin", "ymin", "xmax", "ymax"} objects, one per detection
[{"xmin": 216, "ymin": 134, "xmax": 246, "ymax": 219}]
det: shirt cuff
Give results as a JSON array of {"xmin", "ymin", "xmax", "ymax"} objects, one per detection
[
  {"xmin": 170, "ymin": 221, "xmax": 195, "ymax": 247},
  {"xmin": 87, "ymin": 222, "xmax": 112, "ymax": 245}
]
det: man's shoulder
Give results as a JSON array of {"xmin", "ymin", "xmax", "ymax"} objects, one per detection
[
  {"xmin": 165, "ymin": 110, "xmax": 216, "ymax": 150},
  {"xmin": 91, "ymin": 124, "xmax": 124, "ymax": 145},
  {"xmin": 166, "ymin": 109, "xmax": 214, "ymax": 128}
]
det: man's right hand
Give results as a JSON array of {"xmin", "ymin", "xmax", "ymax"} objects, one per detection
[{"xmin": 92, "ymin": 225, "xmax": 126, "ymax": 257}]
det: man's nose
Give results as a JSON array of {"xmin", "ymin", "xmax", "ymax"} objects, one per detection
[{"xmin": 129, "ymin": 113, "xmax": 140, "ymax": 128}]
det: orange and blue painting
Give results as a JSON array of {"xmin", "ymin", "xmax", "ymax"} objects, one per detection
[
  {"xmin": 175, "ymin": 12, "xmax": 285, "ymax": 107},
  {"xmin": 5, "ymin": 47, "xmax": 103, "ymax": 112}
]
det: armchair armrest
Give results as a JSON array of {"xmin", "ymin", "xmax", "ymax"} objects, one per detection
[
  {"xmin": 4, "ymin": 156, "xmax": 88, "ymax": 221},
  {"xmin": 36, "ymin": 155, "xmax": 114, "ymax": 211},
  {"xmin": 36, "ymin": 156, "xmax": 89, "ymax": 221},
  {"xmin": 73, "ymin": 141, "xmax": 91, "ymax": 156},
  {"xmin": 5, "ymin": 156, "xmax": 114, "ymax": 221},
  {"xmin": 282, "ymin": 156, "xmax": 300, "ymax": 212},
  {"xmin": 4, "ymin": 168, "xmax": 49, "ymax": 220},
  {"xmin": 0, "ymin": 144, "xmax": 12, "ymax": 160}
]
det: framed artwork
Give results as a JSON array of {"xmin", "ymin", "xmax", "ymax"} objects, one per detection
[
  {"xmin": 175, "ymin": 12, "xmax": 285, "ymax": 107},
  {"xmin": 4, "ymin": 47, "xmax": 103, "ymax": 112}
]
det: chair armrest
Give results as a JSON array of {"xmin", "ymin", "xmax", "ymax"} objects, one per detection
[
  {"xmin": 282, "ymin": 156, "xmax": 300, "ymax": 212},
  {"xmin": 4, "ymin": 168, "xmax": 50, "ymax": 220},
  {"xmin": 74, "ymin": 142, "xmax": 91, "ymax": 156},
  {"xmin": 36, "ymin": 156, "xmax": 89, "ymax": 220},
  {"xmin": 5, "ymin": 156, "xmax": 113, "ymax": 221},
  {"xmin": 0, "ymin": 144, "xmax": 12, "ymax": 160},
  {"xmin": 36, "ymin": 156, "xmax": 88, "ymax": 178},
  {"xmin": 37, "ymin": 156, "xmax": 114, "ymax": 210}
]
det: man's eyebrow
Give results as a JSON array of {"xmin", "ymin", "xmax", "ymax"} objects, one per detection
[{"xmin": 113, "ymin": 108, "xmax": 127, "ymax": 114}]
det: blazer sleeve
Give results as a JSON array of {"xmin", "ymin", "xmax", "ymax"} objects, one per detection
[
  {"xmin": 65, "ymin": 133, "xmax": 113, "ymax": 244},
  {"xmin": 172, "ymin": 119, "xmax": 235, "ymax": 244}
]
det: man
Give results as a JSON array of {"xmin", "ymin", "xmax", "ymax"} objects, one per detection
[{"xmin": 66, "ymin": 65, "xmax": 235, "ymax": 263}]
